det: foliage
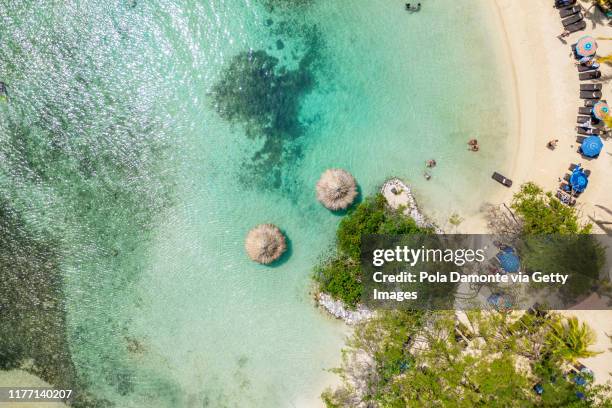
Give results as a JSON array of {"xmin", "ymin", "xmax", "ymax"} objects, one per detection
[
  {"xmin": 323, "ymin": 310, "xmax": 612, "ymax": 407},
  {"xmin": 314, "ymin": 255, "xmax": 362, "ymax": 307},
  {"xmin": 511, "ymin": 183, "xmax": 592, "ymax": 234},
  {"xmin": 314, "ymin": 194, "xmax": 428, "ymax": 307},
  {"xmin": 520, "ymin": 235, "xmax": 606, "ymax": 303},
  {"xmin": 545, "ymin": 317, "xmax": 600, "ymax": 364},
  {"xmin": 448, "ymin": 212, "xmax": 463, "ymax": 227},
  {"xmin": 337, "ymin": 194, "xmax": 426, "ymax": 259}
]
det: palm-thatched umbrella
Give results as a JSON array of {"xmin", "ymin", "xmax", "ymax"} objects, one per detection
[
  {"xmin": 316, "ymin": 168, "xmax": 357, "ymax": 211},
  {"xmin": 245, "ymin": 224, "xmax": 287, "ymax": 264}
]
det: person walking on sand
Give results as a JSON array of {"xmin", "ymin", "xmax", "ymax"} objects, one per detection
[{"xmin": 547, "ymin": 139, "xmax": 559, "ymax": 149}]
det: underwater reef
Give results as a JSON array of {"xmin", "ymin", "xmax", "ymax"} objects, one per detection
[{"xmin": 212, "ymin": 20, "xmax": 323, "ymax": 190}]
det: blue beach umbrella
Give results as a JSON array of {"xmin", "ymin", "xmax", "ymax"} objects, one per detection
[
  {"xmin": 533, "ymin": 383, "xmax": 544, "ymax": 395},
  {"xmin": 570, "ymin": 167, "xmax": 589, "ymax": 193},
  {"xmin": 576, "ymin": 36, "xmax": 598, "ymax": 57},
  {"xmin": 574, "ymin": 376, "xmax": 587, "ymax": 386},
  {"xmin": 592, "ymin": 101, "xmax": 609, "ymax": 121},
  {"xmin": 581, "ymin": 136, "xmax": 603, "ymax": 158},
  {"xmin": 487, "ymin": 293, "xmax": 512, "ymax": 310},
  {"xmin": 497, "ymin": 251, "xmax": 520, "ymax": 273}
]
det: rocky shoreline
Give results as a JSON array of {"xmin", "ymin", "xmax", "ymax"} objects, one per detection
[
  {"xmin": 316, "ymin": 292, "xmax": 375, "ymax": 325},
  {"xmin": 381, "ymin": 178, "xmax": 442, "ymax": 233},
  {"xmin": 316, "ymin": 178, "xmax": 438, "ymax": 324}
]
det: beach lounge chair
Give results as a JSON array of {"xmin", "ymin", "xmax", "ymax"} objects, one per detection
[
  {"xmin": 576, "ymin": 135, "xmax": 587, "ymax": 143},
  {"xmin": 580, "ymin": 84, "xmax": 602, "ymax": 91},
  {"xmin": 577, "ymin": 64, "xmax": 598, "ymax": 72},
  {"xmin": 568, "ymin": 163, "xmax": 589, "ymax": 173},
  {"xmin": 492, "ymin": 172, "xmax": 512, "ymax": 187},
  {"xmin": 565, "ymin": 20, "xmax": 586, "ymax": 33},
  {"xmin": 555, "ymin": 0, "xmax": 577, "ymax": 9},
  {"xmin": 577, "ymin": 115, "xmax": 591, "ymax": 123},
  {"xmin": 560, "ymin": 181, "xmax": 570, "ymax": 191},
  {"xmin": 575, "ymin": 363, "xmax": 594, "ymax": 375},
  {"xmin": 560, "ymin": 6, "xmax": 581, "ymax": 18},
  {"xmin": 580, "ymin": 91, "xmax": 602, "ymax": 99},
  {"xmin": 562, "ymin": 13, "xmax": 583, "ymax": 26},
  {"xmin": 577, "ymin": 127, "xmax": 605, "ymax": 135},
  {"xmin": 556, "ymin": 190, "xmax": 576, "ymax": 206},
  {"xmin": 578, "ymin": 107, "xmax": 592, "ymax": 115},
  {"xmin": 584, "ymin": 99, "xmax": 606, "ymax": 107},
  {"xmin": 579, "ymin": 70, "xmax": 601, "ymax": 80}
]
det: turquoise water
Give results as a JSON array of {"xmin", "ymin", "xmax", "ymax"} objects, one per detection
[{"xmin": 0, "ymin": 0, "xmax": 515, "ymax": 407}]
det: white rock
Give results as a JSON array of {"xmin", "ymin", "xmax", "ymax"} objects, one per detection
[
  {"xmin": 381, "ymin": 178, "xmax": 443, "ymax": 233},
  {"xmin": 316, "ymin": 293, "xmax": 374, "ymax": 325}
]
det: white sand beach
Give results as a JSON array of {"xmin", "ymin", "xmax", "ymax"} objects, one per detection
[
  {"xmin": 480, "ymin": 0, "xmax": 612, "ymax": 387},
  {"xmin": 460, "ymin": 0, "xmax": 611, "ymax": 234}
]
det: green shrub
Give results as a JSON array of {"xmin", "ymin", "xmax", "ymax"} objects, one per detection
[
  {"xmin": 337, "ymin": 194, "xmax": 425, "ymax": 259},
  {"xmin": 314, "ymin": 255, "xmax": 362, "ymax": 307},
  {"xmin": 511, "ymin": 182, "xmax": 591, "ymax": 234},
  {"xmin": 315, "ymin": 193, "xmax": 429, "ymax": 307}
]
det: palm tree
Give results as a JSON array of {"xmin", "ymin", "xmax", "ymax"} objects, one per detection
[
  {"xmin": 593, "ymin": 0, "xmax": 612, "ymax": 14},
  {"xmin": 596, "ymin": 54, "xmax": 612, "ymax": 64},
  {"xmin": 545, "ymin": 316, "xmax": 600, "ymax": 363}
]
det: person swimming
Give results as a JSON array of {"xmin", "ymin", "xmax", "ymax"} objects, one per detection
[
  {"xmin": 0, "ymin": 82, "xmax": 7, "ymax": 102},
  {"xmin": 405, "ymin": 3, "xmax": 421, "ymax": 12}
]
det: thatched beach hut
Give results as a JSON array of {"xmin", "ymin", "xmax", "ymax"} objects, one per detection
[
  {"xmin": 316, "ymin": 168, "xmax": 357, "ymax": 211},
  {"xmin": 245, "ymin": 224, "xmax": 287, "ymax": 264}
]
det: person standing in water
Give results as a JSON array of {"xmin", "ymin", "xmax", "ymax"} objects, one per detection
[{"xmin": 405, "ymin": 3, "xmax": 421, "ymax": 12}]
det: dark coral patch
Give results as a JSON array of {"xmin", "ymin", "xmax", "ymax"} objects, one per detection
[{"xmin": 212, "ymin": 48, "xmax": 317, "ymax": 188}]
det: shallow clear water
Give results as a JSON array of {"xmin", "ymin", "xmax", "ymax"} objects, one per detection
[{"xmin": 0, "ymin": 0, "xmax": 515, "ymax": 406}]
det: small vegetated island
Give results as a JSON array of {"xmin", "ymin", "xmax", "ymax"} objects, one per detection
[
  {"xmin": 314, "ymin": 182, "xmax": 611, "ymax": 407},
  {"xmin": 313, "ymin": 193, "xmax": 432, "ymax": 309}
]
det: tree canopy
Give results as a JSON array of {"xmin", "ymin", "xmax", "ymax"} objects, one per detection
[
  {"xmin": 322, "ymin": 311, "xmax": 611, "ymax": 407},
  {"xmin": 511, "ymin": 183, "xmax": 591, "ymax": 234}
]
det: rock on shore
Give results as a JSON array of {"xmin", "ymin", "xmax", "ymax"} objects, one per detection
[
  {"xmin": 381, "ymin": 178, "xmax": 442, "ymax": 232},
  {"xmin": 316, "ymin": 293, "xmax": 374, "ymax": 325}
]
